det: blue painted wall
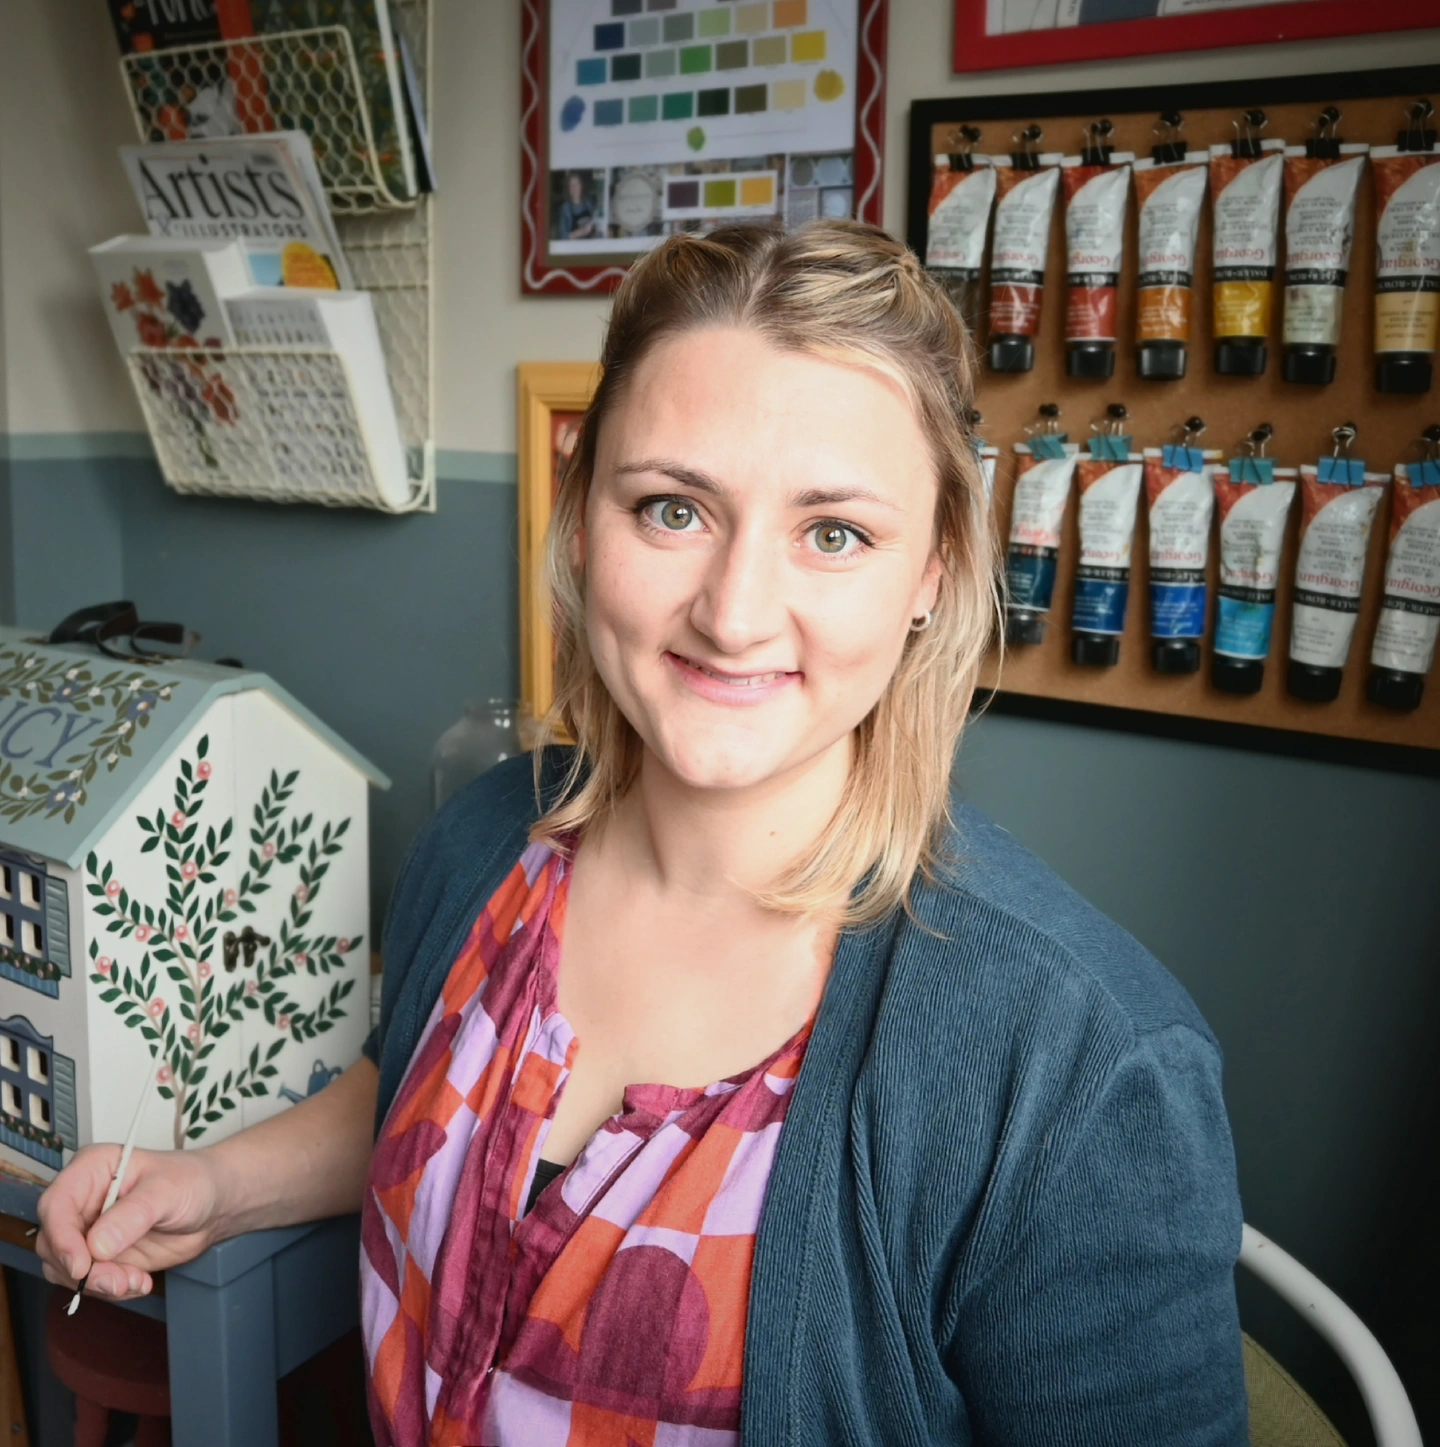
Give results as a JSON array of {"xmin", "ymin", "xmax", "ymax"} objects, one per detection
[{"xmin": 1, "ymin": 448, "xmax": 1436, "ymax": 1442}]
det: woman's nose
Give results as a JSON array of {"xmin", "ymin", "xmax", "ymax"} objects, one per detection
[{"xmin": 688, "ymin": 529, "xmax": 786, "ymax": 654}]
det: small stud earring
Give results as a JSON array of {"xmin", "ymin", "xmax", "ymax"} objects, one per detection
[{"xmin": 910, "ymin": 610, "xmax": 934, "ymax": 632}]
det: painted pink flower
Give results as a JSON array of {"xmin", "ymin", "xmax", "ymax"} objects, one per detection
[
  {"xmin": 196, "ymin": 761, "xmax": 212, "ymax": 779},
  {"xmin": 186, "ymin": 1024, "xmax": 200, "ymax": 1042},
  {"xmin": 294, "ymin": 885, "xmax": 308, "ymax": 902},
  {"xmin": 134, "ymin": 925, "xmax": 152, "ymax": 943},
  {"xmin": 198, "ymin": 960, "xmax": 212, "ymax": 980},
  {"xmin": 293, "ymin": 952, "xmax": 307, "ymax": 969},
  {"xmin": 245, "ymin": 979, "xmax": 257, "ymax": 997},
  {"xmin": 224, "ymin": 888, "xmax": 237, "ymax": 906},
  {"xmin": 262, "ymin": 841, "xmax": 276, "ymax": 860},
  {"xmin": 157, "ymin": 1064, "xmax": 172, "ymax": 1086},
  {"xmin": 95, "ymin": 957, "xmax": 112, "ymax": 976},
  {"xmin": 147, "ymin": 997, "xmax": 166, "ymax": 1019},
  {"xmin": 181, "ymin": 861, "xmax": 198, "ymax": 881},
  {"xmin": 171, "ymin": 810, "xmax": 186, "ymax": 828},
  {"xmin": 277, "ymin": 1014, "xmax": 292, "ymax": 1032},
  {"xmin": 175, "ymin": 925, "xmax": 189, "ymax": 942},
  {"xmin": 336, "ymin": 938, "xmax": 350, "ymax": 954},
  {"xmin": 105, "ymin": 880, "xmax": 121, "ymax": 899}
]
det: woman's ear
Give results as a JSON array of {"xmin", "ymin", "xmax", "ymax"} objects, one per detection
[{"xmin": 915, "ymin": 551, "xmax": 944, "ymax": 619}]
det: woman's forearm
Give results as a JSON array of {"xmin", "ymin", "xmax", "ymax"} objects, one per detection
[{"xmin": 203, "ymin": 1055, "xmax": 378, "ymax": 1240}]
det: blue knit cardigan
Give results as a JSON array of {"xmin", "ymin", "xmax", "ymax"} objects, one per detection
[{"xmin": 365, "ymin": 753, "xmax": 1249, "ymax": 1446}]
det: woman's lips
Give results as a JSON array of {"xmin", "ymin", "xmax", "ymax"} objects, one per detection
[{"xmin": 664, "ymin": 651, "xmax": 801, "ymax": 705}]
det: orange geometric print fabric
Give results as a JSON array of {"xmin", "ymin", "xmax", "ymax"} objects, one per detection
[{"xmin": 360, "ymin": 842, "xmax": 812, "ymax": 1446}]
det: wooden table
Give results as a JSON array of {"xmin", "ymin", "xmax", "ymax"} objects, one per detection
[{"xmin": 0, "ymin": 1180, "xmax": 359, "ymax": 1447}]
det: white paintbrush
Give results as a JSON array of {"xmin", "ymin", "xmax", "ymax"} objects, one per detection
[{"xmin": 68, "ymin": 1052, "xmax": 159, "ymax": 1315}]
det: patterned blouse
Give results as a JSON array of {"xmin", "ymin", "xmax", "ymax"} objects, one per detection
[{"xmin": 360, "ymin": 840, "xmax": 813, "ymax": 1446}]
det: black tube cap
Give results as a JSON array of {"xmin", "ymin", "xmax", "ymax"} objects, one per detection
[
  {"xmin": 1212, "ymin": 655, "xmax": 1265, "ymax": 695},
  {"xmin": 1152, "ymin": 638, "xmax": 1201, "ymax": 674},
  {"xmin": 1282, "ymin": 346, "xmax": 1336, "ymax": 386},
  {"xmin": 1375, "ymin": 354, "xmax": 1433, "ymax": 394},
  {"xmin": 1005, "ymin": 610, "xmax": 1046, "ymax": 646},
  {"xmin": 1067, "ymin": 343, "xmax": 1115, "ymax": 380},
  {"xmin": 1137, "ymin": 341, "xmax": 1187, "ymax": 380},
  {"xmin": 1214, "ymin": 339, "xmax": 1268, "ymax": 376},
  {"xmin": 1072, "ymin": 633, "xmax": 1120, "ymax": 667},
  {"xmin": 990, "ymin": 335, "xmax": 1035, "ymax": 374},
  {"xmin": 1367, "ymin": 668, "xmax": 1425, "ymax": 711},
  {"xmin": 1287, "ymin": 661, "xmax": 1341, "ymax": 702}
]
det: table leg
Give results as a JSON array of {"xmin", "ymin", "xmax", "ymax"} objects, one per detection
[{"xmin": 166, "ymin": 1256, "xmax": 278, "ymax": 1447}]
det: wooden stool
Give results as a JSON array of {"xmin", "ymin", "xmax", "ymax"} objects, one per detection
[{"xmin": 45, "ymin": 1288, "xmax": 170, "ymax": 1447}]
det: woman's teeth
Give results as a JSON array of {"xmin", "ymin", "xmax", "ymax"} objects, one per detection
[{"xmin": 687, "ymin": 658, "xmax": 788, "ymax": 687}]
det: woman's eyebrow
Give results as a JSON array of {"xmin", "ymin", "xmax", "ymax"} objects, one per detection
[{"xmin": 614, "ymin": 460, "xmax": 901, "ymax": 511}]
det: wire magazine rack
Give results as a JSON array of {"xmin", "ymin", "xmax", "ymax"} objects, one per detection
[{"xmin": 116, "ymin": 1, "xmax": 434, "ymax": 513}]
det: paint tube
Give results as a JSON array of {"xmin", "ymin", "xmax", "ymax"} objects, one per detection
[
  {"xmin": 1071, "ymin": 406, "xmax": 1143, "ymax": 667},
  {"xmin": 1209, "ymin": 128, "xmax": 1286, "ymax": 376},
  {"xmin": 925, "ymin": 144, "xmax": 997, "ymax": 329},
  {"xmin": 1372, "ymin": 144, "xmax": 1440, "ymax": 394},
  {"xmin": 1061, "ymin": 131, "xmax": 1134, "ymax": 380},
  {"xmin": 1368, "ymin": 456, "xmax": 1440, "ymax": 710},
  {"xmin": 1144, "ymin": 435, "xmax": 1220, "ymax": 674},
  {"xmin": 1212, "ymin": 431, "xmax": 1296, "ymax": 694},
  {"xmin": 1005, "ymin": 406, "xmax": 1078, "ymax": 644},
  {"xmin": 967, "ymin": 409, "xmax": 999, "ymax": 505},
  {"xmin": 1281, "ymin": 138, "xmax": 1368, "ymax": 385},
  {"xmin": 1287, "ymin": 455, "xmax": 1387, "ymax": 702},
  {"xmin": 988, "ymin": 137, "xmax": 1063, "ymax": 374},
  {"xmin": 1132, "ymin": 151, "xmax": 1207, "ymax": 380}
]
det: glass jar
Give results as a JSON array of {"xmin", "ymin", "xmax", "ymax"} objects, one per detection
[{"xmin": 432, "ymin": 699, "xmax": 522, "ymax": 809}]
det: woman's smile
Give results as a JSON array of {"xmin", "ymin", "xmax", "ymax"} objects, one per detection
[{"xmin": 664, "ymin": 650, "xmax": 802, "ymax": 705}]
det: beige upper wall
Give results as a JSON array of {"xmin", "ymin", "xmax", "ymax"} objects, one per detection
[{"xmin": 1, "ymin": 1, "xmax": 1437, "ymax": 450}]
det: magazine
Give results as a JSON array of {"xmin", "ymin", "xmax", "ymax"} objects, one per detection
[
  {"xmin": 90, "ymin": 236, "xmax": 250, "ymax": 354},
  {"xmin": 226, "ymin": 287, "xmax": 410, "ymax": 505},
  {"xmin": 109, "ymin": 0, "xmax": 417, "ymax": 200},
  {"xmin": 119, "ymin": 133, "xmax": 353, "ymax": 289}
]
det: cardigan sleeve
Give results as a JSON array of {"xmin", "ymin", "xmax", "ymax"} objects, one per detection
[{"xmin": 944, "ymin": 1022, "xmax": 1249, "ymax": 1447}]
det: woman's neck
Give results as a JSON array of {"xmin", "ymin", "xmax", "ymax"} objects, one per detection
[{"xmin": 600, "ymin": 735, "xmax": 852, "ymax": 907}]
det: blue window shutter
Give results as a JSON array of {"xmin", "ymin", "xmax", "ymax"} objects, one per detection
[
  {"xmin": 44, "ymin": 876, "xmax": 69, "ymax": 977},
  {"xmin": 52, "ymin": 1051, "xmax": 78, "ymax": 1151}
]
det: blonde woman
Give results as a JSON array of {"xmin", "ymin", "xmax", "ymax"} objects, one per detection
[{"xmin": 38, "ymin": 221, "xmax": 1248, "ymax": 1446}]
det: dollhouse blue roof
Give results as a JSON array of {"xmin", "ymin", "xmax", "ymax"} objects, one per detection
[{"xmin": 0, "ymin": 626, "xmax": 388, "ymax": 869}]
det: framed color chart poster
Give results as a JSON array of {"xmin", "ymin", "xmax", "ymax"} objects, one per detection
[
  {"xmin": 955, "ymin": 0, "xmax": 1440, "ymax": 74},
  {"xmin": 522, "ymin": 0, "xmax": 888, "ymax": 293}
]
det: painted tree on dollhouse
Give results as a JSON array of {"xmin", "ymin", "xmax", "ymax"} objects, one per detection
[
  {"xmin": 0, "ymin": 626, "xmax": 385, "ymax": 1182},
  {"xmin": 88, "ymin": 736, "xmax": 360, "ymax": 1148}
]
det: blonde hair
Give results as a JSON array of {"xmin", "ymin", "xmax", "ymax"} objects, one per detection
[{"xmin": 532, "ymin": 219, "xmax": 1000, "ymax": 926}]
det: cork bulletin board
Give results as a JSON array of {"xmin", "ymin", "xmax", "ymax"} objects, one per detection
[{"xmin": 907, "ymin": 66, "xmax": 1440, "ymax": 769}]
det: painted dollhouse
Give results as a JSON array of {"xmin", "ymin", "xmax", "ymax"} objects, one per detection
[{"xmin": 0, "ymin": 625, "xmax": 386, "ymax": 1183}]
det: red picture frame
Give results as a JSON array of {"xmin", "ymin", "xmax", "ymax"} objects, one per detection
[
  {"xmin": 953, "ymin": 0, "xmax": 1440, "ymax": 75},
  {"xmin": 521, "ymin": 0, "xmax": 889, "ymax": 295}
]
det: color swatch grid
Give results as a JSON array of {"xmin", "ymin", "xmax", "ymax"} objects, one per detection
[{"xmin": 549, "ymin": 0, "xmax": 856, "ymax": 173}]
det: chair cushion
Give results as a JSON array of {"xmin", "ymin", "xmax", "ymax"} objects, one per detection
[{"xmin": 1243, "ymin": 1332, "xmax": 1347, "ymax": 1447}]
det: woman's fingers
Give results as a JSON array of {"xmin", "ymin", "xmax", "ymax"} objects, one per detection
[{"xmin": 35, "ymin": 1144, "xmax": 121, "ymax": 1283}]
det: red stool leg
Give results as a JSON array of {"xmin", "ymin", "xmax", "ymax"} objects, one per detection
[
  {"xmin": 73, "ymin": 1395, "xmax": 110, "ymax": 1447},
  {"xmin": 136, "ymin": 1414, "xmax": 173, "ymax": 1447}
]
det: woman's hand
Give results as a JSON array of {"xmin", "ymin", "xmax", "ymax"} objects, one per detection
[
  {"xmin": 35, "ymin": 1055, "xmax": 379, "ymax": 1304},
  {"xmin": 36, "ymin": 1143, "xmax": 222, "ymax": 1301}
]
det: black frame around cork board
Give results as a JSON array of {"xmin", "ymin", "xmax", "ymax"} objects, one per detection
[{"xmin": 908, "ymin": 65, "xmax": 1440, "ymax": 775}]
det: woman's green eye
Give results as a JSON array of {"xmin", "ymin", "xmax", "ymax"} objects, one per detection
[
  {"xmin": 814, "ymin": 524, "xmax": 850, "ymax": 554},
  {"xmin": 659, "ymin": 500, "xmax": 695, "ymax": 530}
]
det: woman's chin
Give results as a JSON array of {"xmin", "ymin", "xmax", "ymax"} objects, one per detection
[{"xmin": 647, "ymin": 729, "xmax": 796, "ymax": 794}]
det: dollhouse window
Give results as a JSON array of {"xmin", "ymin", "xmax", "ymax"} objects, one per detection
[
  {"xmin": 0, "ymin": 850, "xmax": 49, "ymax": 962},
  {"xmin": 26, "ymin": 1047, "xmax": 48, "ymax": 1086},
  {"xmin": 0, "ymin": 1038, "xmax": 17, "ymax": 1073},
  {"xmin": 1, "ymin": 1083, "xmax": 19, "ymax": 1118},
  {"xmin": 29, "ymin": 1094, "xmax": 50, "ymax": 1130}
]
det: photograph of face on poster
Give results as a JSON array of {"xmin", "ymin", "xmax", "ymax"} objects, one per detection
[{"xmin": 551, "ymin": 169, "xmax": 606, "ymax": 240}]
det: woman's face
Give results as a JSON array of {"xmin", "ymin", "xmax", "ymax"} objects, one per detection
[{"xmin": 582, "ymin": 326, "xmax": 943, "ymax": 795}]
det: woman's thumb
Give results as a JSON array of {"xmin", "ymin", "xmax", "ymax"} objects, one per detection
[{"xmin": 86, "ymin": 1186, "xmax": 160, "ymax": 1262}]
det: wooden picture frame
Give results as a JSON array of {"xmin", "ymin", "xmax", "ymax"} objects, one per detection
[
  {"xmin": 952, "ymin": 0, "xmax": 1440, "ymax": 76},
  {"xmin": 520, "ymin": 0, "xmax": 889, "ymax": 294},
  {"xmin": 517, "ymin": 361, "xmax": 602, "ymax": 729}
]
